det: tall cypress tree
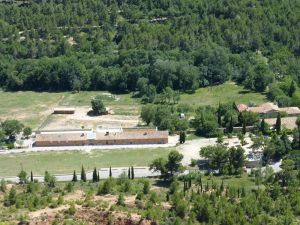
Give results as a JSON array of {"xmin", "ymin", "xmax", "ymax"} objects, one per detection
[
  {"xmin": 275, "ymin": 113, "xmax": 281, "ymax": 134},
  {"xmin": 109, "ymin": 166, "xmax": 112, "ymax": 178},
  {"xmin": 81, "ymin": 165, "xmax": 86, "ymax": 182},
  {"xmin": 128, "ymin": 167, "xmax": 131, "ymax": 179},
  {"xmin": 92, "ymin": 168, "xmax": 97, "ymax": 182},
  {"xmin": 30, "ymin": 171, "xmax": 33, "ymax": 182},
  {"xmin": 72, "ymin": 170, "xmax": 77, "ymax": 182},
  {"xmin": 131, "ymin": 166, "xmax": 134, "ymax": 180}
]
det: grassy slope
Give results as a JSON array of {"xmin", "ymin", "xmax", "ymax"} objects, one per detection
[
  {"xmin": 0, "ymin": 148, "xmax": 173, "ymax": 176},
  {"xmin": 180, "ymin": 82, "xmax": 267, "ymax": 107}
]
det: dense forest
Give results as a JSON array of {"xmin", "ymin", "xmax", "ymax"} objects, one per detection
[{"xmin": 0, "ymin": 0, "xmax": 299, "ymax": 96}]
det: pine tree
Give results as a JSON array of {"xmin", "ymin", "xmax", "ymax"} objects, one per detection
[
  {"xmin": 109, "ymin": 166, "xmax": 112, "ymax": 178},
  {"xmin": 72, "ymin": 170, "xmax": 77, "ymax": 182},
  {"xmin": 81, "ymin": 165, "xmax": 86, "ymax": 182},
  {"xmin": 131, "ymin": 166, "xmax": 134, "ymax": 179},
  {"xmin": 97, "ymin": 171, "xmax": 100, "ymax": 182},
  {"xmin": 92, "ymin": 168, "xmax": 97, "ymax": 182},
  {"xmin": 275, "ymin": 113, "xmax": 281, "ymax": 134},
  {"xmin": 128, "ymin": 167, "xmax": 131, "ymax": 179},
  {"xmin": 30, "ymin": 171, "xmax": 33, "ymax": 182}
]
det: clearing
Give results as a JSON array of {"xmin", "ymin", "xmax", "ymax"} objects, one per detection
[{"xmin": 180, "ymin": 82, "xmax": 267, "ymax": 108}]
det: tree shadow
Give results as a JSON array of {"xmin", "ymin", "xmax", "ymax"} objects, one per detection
[{"xmin": 153, "ymin": 179, "xmax": 171, "ymax": 188}]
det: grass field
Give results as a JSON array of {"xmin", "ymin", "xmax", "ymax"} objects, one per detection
[
  {"xmin": 180, "ymin": 82, "xmax": 267, "ymax": 107},
  {"xmin": 0, "ymin": 91, "xmax": 64, "ymax": 128},
  {"xmin": 199, "ymin": 174, "xmax": 264, "ymax": 191},
  {"xmin": 0, "ymin": 148, "xmax": 173, "ymax": 176}
]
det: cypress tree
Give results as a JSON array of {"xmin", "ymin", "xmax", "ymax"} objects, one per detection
[
  {"xmin": 92, "ymin": 168, "xmax": 97, "ymax": 182},
  {"xmin": 128, "ymin": 167, "xmax": 131, "ymax": 179},
  {"xmin": 72, "ymin": 170, "xmax": 77, "ymax": 182},
  {"xmin": 30, "ymin": 171, "xmax": 33, "ymax": 182},
  {"xmin": 81, "ymin": 165, "xmax": 86, "ymax": 182},
  {"xmin": 188, "ymin": 176, "xmax": 192, "ymax": 188},
  {"xmin": 220, "ymin": 179, "xmax": 224, "ymax": 192},
  {"xmin": 200, "ymin": 176, "xmax": 203, "ymax": 192},
  {"xmin": 109, "ymin": 167, "xmax": 112, "ymax": 178},
  {"xmin": 131, "ymin": 166, "xmax": 134, "ymax": 179},
  {"xmin": 260, "ymin": 118, "xmax": 266, "ymax": 135},
  {"xmin": 242, "ymin": 122, "xmax": 246, "ymax": 135},
  {"xmin": 275, "ymin": 113, "xmax": 281, "ymax": 134}
]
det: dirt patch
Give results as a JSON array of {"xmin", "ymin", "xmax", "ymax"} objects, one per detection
[
  {"xmin": 64, "ymin": 190, "xmax": 85, "ymax": 201},
  {"xmin": 29, "ymin": 205, "xmax": 69, "ymax": 219},
  {"xmin": 43, "ymin": 106, "xmax": 140, "ymax": 130},
  {"xmin": 29, "ymin": 206, "xmax": 155, "ymax": 225}
]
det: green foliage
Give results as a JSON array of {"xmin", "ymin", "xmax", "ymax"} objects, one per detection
[
  {"xmin": 117, "ymin": 193, "xmax": 125, "ymax": 206},
  {"xmin": 23, "ymin": 127, "xmax": 32, "ymax": 138},
  {"xmin": 191, "ymin": 106, "xmax": 218, "ymax": 137},
  {"xmin": 81, "ymin": 165, "xmax": 87, "ymax": 182},
  {"xmin": 150, "ymin": 150, "xmax": 183, "ymax": 180},
  {"xmin": 18, "ymin": 170, "xmax": 27, "ymax": 184},
  {"xmin": 200, "ymin": 145, "xmax": 245, "ymax": 175},
  {"xmin": 140, "ymin": 104, "xmax": 156, "ymax": 125},
  {"xmin": 179, "ymin": 131, "xmax": 186, "ymax": 144},
  {"xmin": 98, "ymin": 178, "xmax": 115, "ymax": 195},
  {"xmin": 72, "ymin": 170, "xmax": 78, "ymax": 182},
  {"xmin": 1, "ymin": 120, "xmax": 24, "ymax": 139},
  {"xmin": 91, "ymin": 95, "xmax": 106, "ymax": 115},
  {"xmin": 0, "ymin": 179, "xmax": 6, "ymax": 193}
]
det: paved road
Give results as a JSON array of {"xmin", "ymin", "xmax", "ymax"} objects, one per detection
[{"xmin": 0, "ymin": 167, "xmax": 161, "ymax": 183}]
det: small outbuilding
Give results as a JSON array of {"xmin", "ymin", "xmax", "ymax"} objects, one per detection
[{"xmin": 53, "ymin": 107, "xmax": 75, "ymax": 114}]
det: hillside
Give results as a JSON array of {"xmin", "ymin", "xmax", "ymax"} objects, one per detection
[{"xmin": 0, "ymin": 0, "xmax": 299, "ymax": 96}]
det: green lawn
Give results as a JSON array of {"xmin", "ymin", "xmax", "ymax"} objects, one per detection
[
  {"xmin": 0, "ymin": 148, "xmax": 173, "ymax": 176},
  {"xmin": 0, "ymin": 91, "xmax": 65, "ymax": 128},
  {"xmin": 180, "ymin": 82, "xmax": 267, "ymax": 107}
]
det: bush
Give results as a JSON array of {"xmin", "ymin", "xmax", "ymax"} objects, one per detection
[
  {"xmin": 117, "ymin": 193, "xmax": 125, "ymax": 206},
  {"xmin": 67, "ymin": 203, "xmax": 76, "ymax": 216}
]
